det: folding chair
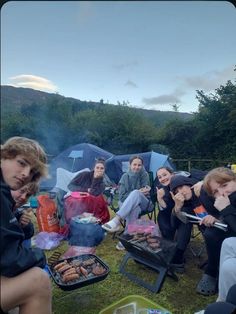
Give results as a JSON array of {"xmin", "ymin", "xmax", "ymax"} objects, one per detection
[{"xmin": 189, "ymin": 224, "xmax": 206, "ymax": 258}]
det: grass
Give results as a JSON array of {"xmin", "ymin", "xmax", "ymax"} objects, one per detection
[{"xmin": 33, "ymin": 209, "xmax": 216, "ymax": 314}]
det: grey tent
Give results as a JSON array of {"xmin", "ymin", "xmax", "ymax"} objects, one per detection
[
  {"xmin": 105, "ymin": 151, "xmax": 175, "ymax": 184},
  {"xmin": 40, "ymin": 143, "xmax": 113, "ymax": 190}
]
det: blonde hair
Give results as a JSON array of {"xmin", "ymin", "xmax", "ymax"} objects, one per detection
[
  {"xmin": 203, "ymin": 167, "xmax": 236, "ymax": 196},
  {"xmin": 1, "ymin": 136, "xmax": 48, "ymax": 182}
]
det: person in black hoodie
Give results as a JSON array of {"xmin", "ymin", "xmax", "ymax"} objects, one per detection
[
  {"xmin": 11, "ymin": 181, "xmax": 39, "ymax": 243},
  {"xmin": 0, "ymin": 137, "xmax": 52, "ymax": 314},
  {"xmin": 196, "ymin": 167, "xmax": 236, "ymax": 297}
]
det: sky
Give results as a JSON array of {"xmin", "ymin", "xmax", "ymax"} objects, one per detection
[{"xmin": 1, "ymin": 1, "xmax": 236, "ymax": 113}]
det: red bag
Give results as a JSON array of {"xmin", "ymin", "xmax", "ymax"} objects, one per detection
[
  {"xmin": 36, "ymin": 195, "xmax": 60, "ymax": 233},
  {"xmin": 64, "ymin": 192, "xmax": 110, "ymax": 224}
]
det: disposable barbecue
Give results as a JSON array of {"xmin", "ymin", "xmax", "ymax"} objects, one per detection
[{"xmin": 48, "ymin": 254, "xmax": 109, "ymax": 291}]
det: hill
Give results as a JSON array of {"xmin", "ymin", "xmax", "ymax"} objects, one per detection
[{"xmin": 1, "ymin": 85, "xmax": 192, "ymax": 127}]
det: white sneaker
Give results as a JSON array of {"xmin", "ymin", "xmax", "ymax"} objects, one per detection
[
  {"xmin": 116, "ymin": 241, "xmax": 125, "ymax": 251},
  {"xmin": 102, "ymin": 221, "xmax": 121, "ymax": 233}
]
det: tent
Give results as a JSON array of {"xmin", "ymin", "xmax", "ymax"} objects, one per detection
[
  {"xmin": 105, "ymin": 151, "xmax": 175, "ymax": 184},
  {"xmin": 40, "ymin": 143, "xmax": 113, "ymax": 190}
]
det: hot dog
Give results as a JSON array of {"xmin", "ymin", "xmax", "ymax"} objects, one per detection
[
  {"xmin": 62, "ymin": 273, "xmax": 80, "ymax": 283},
  {"xmin": 80, "ymin": 266, "xmax": 88, "ymax": 277},
  {"xmin": 54, "ymin": 261, "xmax": 68, "ymax": 271},
  {"xmin": 63, "ymin": 268, "xmax": 77, "ymax": 276},
  {"xmin": 57, "ymin": 264, "xmax": 73, "ymax": 274}
]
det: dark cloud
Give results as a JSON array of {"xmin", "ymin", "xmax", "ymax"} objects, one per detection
[
  {"xmin": 125, "ymin": 80, "xmax": 138, "ymax": 88},
  {"xmin": 113, "ymin": 61, "xmax": 139, "ymax": 71},
  {"xmin": 142, "ymin": 88, "xmax": 185, "ymax": 105},
  {"xmin": 180, "ymin": 65, "xmax": 235, "ymax": 91}
]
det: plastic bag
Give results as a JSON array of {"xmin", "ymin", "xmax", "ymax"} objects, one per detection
[
  {"xmin": 35, "ymin": 231, "xmax": 64, "ymax": 250},
  {"xmin": 36, "ymin": 195, "xmax": 60, "ymax": 233},
  {"xmin": 127, "ymin": 218, "xmax": 161, "ymax": 236}
]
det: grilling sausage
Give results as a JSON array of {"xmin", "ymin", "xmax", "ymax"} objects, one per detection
[
  {"xmin": 54, "ymin": 261, "xmax": 68, "ymax": 271},
  {"xmin": 80, "ymin": 266, "xmax": 88, "ymax": 277},
  {"xmin": 63, "ymin": 268, "xmax": 77, "ymax": 276},
  {"xmin": 62, "ymin": 273, "xmax": 80, "ymax": 283},
  {"xmin": 57, "ymin": 264, "xmax": 73, "ymax": 273}
]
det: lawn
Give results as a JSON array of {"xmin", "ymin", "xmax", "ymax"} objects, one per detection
[{"xmin": 39, "ymin": 212, "xmax": 216, "ymax": 314}]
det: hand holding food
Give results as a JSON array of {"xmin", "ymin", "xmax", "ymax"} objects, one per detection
[{"xmin": 19, "ymin": 208, "xmax": 32, "ymax": 227}]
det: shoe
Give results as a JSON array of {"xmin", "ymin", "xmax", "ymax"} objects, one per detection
[
  {"xmin": 102, "ymin": 221, "xmax": 121, "ymax": 233},
  {"xmin": 196, "ymin": 274, "xmax": 217, "ymax": 296},
  {"xmin": 116, "ymin": 241, "xmax": 125, "ymax": 251}
]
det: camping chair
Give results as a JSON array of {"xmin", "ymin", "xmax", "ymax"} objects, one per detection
[{"xmin": 189, "ymin": 224, "xmax": 206, "ymax": 258}]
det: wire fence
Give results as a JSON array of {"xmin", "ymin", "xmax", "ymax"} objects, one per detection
[{"xmin": 172, "ymin": 159, "xmax": 233, "ymax": 172}]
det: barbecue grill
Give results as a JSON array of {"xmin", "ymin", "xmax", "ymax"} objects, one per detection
[
  {"xmin": 48, "ymin": 254, "xmax": 109, "ymax": 291},
  {"xmin": 118, "ymin": 234, "xmax": 178, "ymax": 293}
]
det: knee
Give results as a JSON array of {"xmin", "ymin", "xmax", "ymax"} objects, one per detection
[
  {"xmin": 129, "ymin": 190, "xmax": 140, "ymax": 198},
  {"xmin": 221, "ymin": 260, "xmax": 236, "ymax": 279},
  {"xmin": 31, "ymin": 267, "xmax": 51, "ymax": 297}
]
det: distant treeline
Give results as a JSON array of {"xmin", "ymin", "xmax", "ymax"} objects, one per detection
[{"xmin": 1, "ymin": 79, "xmax": 236, "ymax": 170}]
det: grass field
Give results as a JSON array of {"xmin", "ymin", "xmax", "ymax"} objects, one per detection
[{"xmin": 38, "ymin": 211, "xmax": 216, "ymax": 314}]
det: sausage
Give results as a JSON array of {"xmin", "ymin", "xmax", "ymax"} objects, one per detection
[
  {"xmin": 80, "ymin": 266, "xmax": 88, "ymax": 277},
  {"xmin": 63, "ymin": 268, "xmax": 77, "ymax": 276},
  {"xmin": 82, "ymin": 258, "xmax": 96, "ymax": 266},
  {"xmin": 62, "ymin": 273, "xmax": 80, "ymax": 283},
  {"xmin": 54, "ymin": 261, "xmax": 68, "ymax": 271},
  {"xmin": 57, "ymin": 264, "xmax": 73, "ymax": 274}
]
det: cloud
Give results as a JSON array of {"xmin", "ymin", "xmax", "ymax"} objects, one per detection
[
  {"xmin": 142, "ymin": 88, "xmax": 185, "ymax": 106},
  {"xmin": 113, "ymin": 60, "xmax": 139, "ymax": 71},
  {"xmin": 8, "ymin": 74, "xmax": 58, "ymax": 93},
  {"xmin": 180, "ymin": 65, "xmax": 235, "ymax": 92},
  {"xmin": 125, "ymin": 80, "xmax": 138, "ymax": 88}
]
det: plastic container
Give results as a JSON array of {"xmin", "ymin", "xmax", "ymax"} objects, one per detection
[{"xmin": 99, "ymin": 295, "xmax": 172, "ymax": 314}]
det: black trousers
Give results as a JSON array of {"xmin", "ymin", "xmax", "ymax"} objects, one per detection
[
  {"xmin": 157, "ymin": 209, "xmax": 175, "ymax": 240},
  {"xmin": 203, "ymin": 227, "xmax": 235, "ymax": 278},
  {"xmin": 172, "ymin": 216, "xmax": 193, "ymax": 251}
]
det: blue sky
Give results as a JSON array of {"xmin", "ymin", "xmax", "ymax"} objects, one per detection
[{"xmin": 1, "ymin": 1, "xmax": 236, "ymax": 113}]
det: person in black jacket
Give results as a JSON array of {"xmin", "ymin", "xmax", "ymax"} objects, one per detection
[
  {"xmin": 65, "ymin": 158, "xmax": 110, "ymax": 224},
  {"xmin": 153, "ymin": 167, "xmax": 175, "ymax": 240},
  {"xmin": 196, "ymin": 167, "xmax": 236, "ymax": 296},
  {"xmin": 11, "ymin": 181, "xmax": 39, "ymax": 242},
  {"xmin": 0, "ymin": 137, "xmax": 52, "ymax": 314}
]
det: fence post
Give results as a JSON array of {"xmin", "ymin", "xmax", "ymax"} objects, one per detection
[{"xmin": 188, "ymin": 160, "xmax": 191, "ymax": 172}]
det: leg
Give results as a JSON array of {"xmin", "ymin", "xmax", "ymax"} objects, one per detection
[
  {"xmin": 157, "ymin": 210, "xmax": 175, "ymax": 240},
  {"xmin": 102, "ymin": 190, "xmax": 150, "ymax": 232},
  {"xmin": 218, "ymin": 237, "xmax": 236, "ymax": 301},
  {"xmin": 203, "ymin": 227, "xmax": 228, "ymax": 278},
  {"xmin": 171, "ymin": 218, "xmax": 192, "ymax": 271},
  {"xmin": 196, "ymin": 228, "xmax": 231, "ymax": 296},
  {"xmin": 0, "ymin": 267, "xmax": 52, "ymax": 314},
  {"xmin": 117, "ymin": 190, "xmax": 150, "ymax": 224}
]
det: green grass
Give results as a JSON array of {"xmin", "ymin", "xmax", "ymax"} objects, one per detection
[{"xmin": 41, "ymin": 217, "xmax": 216, "ymax": 314}]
